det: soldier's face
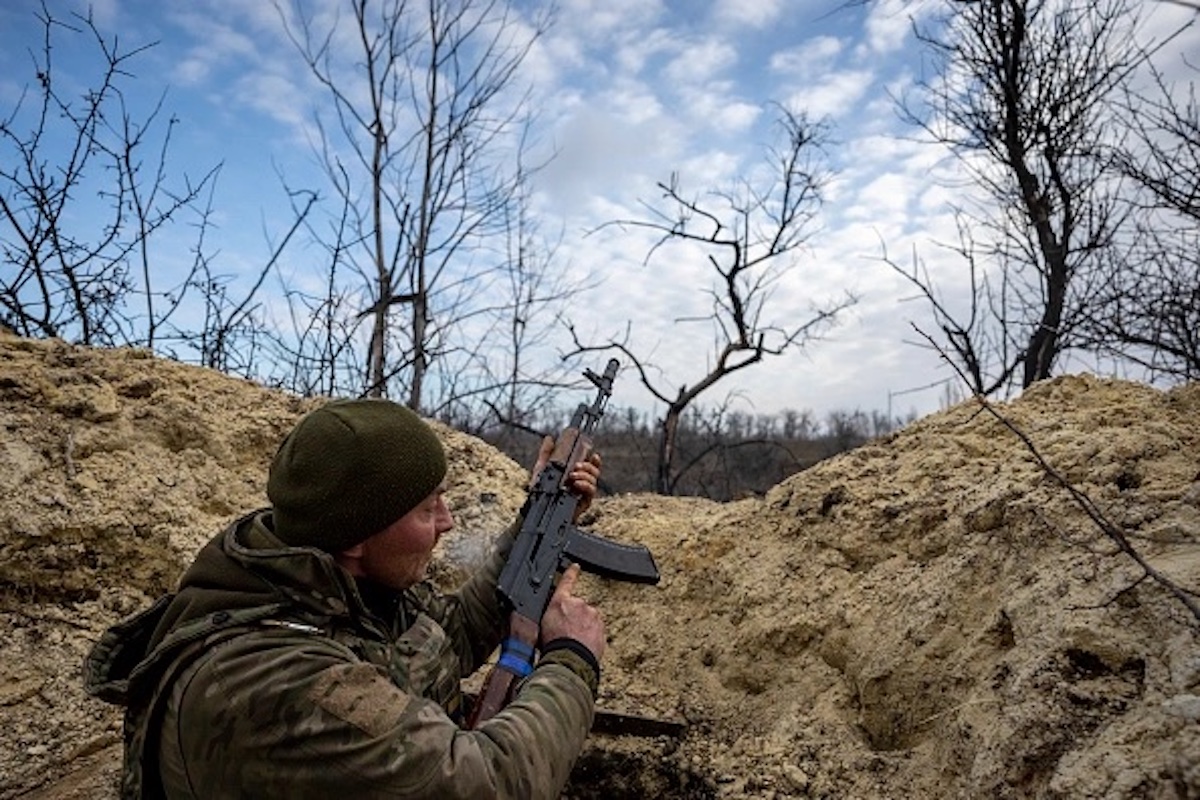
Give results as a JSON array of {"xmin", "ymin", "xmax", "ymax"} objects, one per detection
[{"xmin": 353, "ymin": 483, "xmax": 454, "ymax": 589}]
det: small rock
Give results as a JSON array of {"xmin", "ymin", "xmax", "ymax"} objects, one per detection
[
  {"xmin": 1163, "ymin": 694, "xmax": 1200, "ymax": 721},
  {"xmin": 781, "ymin": 764, "xmax": 809, "ymax": 791}
]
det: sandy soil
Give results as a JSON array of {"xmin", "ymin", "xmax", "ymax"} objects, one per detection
[{"xmin": 1, "ymin": 331, "xmax": 1198, "ymax": 799}]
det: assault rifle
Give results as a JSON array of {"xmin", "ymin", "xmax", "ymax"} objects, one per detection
[{"xmin": 467, "ymin": 358, "xmax": 660, "ymax": 727}]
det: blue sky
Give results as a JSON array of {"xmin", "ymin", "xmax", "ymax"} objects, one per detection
[{"xmin": 2, "ymin": 0, "xmax": 1197, "ymax": 422}]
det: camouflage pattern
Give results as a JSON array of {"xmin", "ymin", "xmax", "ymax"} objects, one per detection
[{"xmin": 85, "ymin": 510, "xmax": 597, "ymax": 799}]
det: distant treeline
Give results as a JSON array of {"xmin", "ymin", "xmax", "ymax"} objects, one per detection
[{"xmin": 475, "ymin": 405, "xmax": 917, "ymax": 501}]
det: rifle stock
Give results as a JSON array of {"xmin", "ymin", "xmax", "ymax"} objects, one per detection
[{"xmin": 467, "ymin": 359, "xmax": 660, "ymax": 728}]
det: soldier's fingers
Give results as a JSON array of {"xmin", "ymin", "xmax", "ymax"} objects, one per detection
[
  {"xmin": 555, "ymin": 563, "xmax": 582, "ymax": 596},
  {"xmin": 572, "ymin": 463, "xmax": 599, "ymax": 486}
]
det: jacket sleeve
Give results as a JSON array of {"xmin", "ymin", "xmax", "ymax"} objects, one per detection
[
  {"xmin": 423, "ymin": 521, "xmax": 518, "ymax": 672},
  {"xmin": 160, "ymin": 628, "xmax": 593, "ymax": 800}
]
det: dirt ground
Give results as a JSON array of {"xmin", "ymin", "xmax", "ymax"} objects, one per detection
[{"xmin": 1, "ymin": 331, "xmax": 1198, "ymax": 799}]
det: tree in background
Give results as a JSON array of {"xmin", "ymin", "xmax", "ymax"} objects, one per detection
[
  {"xmin": 0, "ymin": 5, "xmax": 216, "ymax": 348},
  {"xmin": 892, "ymin": 0, "xmax": 1174, "ymax": 396},
  {"xmin": 275, "ymin": 0, "xmax": 576, "ymax": 417},
  {"xmin": 1092, "ymin": 57, "xmax": 1200, "ymax": 378},
  {"xmin": 567, "ymin": 107, "xmax": 857, "ymax": 494},
  {"xmin": 0, "ymin": 5, "xmax": 311, "ymax": 373},
  {"xmin": 486, "ymin": 399, "xmax": 903, "ymax": 501}
]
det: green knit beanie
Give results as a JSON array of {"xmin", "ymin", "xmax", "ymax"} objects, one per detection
[{"xmin": 267, "ymin": 399, "xmax": 447, "ymax": 552}]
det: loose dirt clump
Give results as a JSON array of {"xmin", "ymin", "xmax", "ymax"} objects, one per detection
[{"xmin": 1, "ymin": 331, "xmax": 1198, "ymax": 799}]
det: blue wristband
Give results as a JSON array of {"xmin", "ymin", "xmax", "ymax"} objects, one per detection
[{"xmin": 497, "ymin": 637, "xmax": 535, "ymax": 678}]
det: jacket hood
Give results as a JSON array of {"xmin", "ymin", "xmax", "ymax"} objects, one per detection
[{"xmin": 84, "ymin": 510, "xmax": 365, "ymax": 706}]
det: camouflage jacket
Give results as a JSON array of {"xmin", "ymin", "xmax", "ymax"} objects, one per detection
[{"xmin": 84, "ymin": 510, "xmax": 598, "ymax": 800}]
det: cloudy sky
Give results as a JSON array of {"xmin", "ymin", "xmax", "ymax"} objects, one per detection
[{"xmin": 1, "ymin": 0, "xmax": 1196, "ymax": 423}]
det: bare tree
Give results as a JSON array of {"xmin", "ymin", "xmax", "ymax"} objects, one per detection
[
  {"xmin": 897, "ymin": 0, "xmax": 1158, "ymax": 394},
  {"xmin": 567, "ymin": 107, "xmax": 856, "ymax": 494},
  {"xmin": 1091, "ymin": 59, "xmax": 1200, "ymax": 378},
  {"xmin": 276, "ymin": 0, "xmax": 555, "ymax": 412},
  {"xmin": 0, "ymin": 4, "xmax": 217, "ymax": 347}
]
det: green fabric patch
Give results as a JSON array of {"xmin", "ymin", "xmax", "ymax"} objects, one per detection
[{"xmin": 309, "ymin": 662, "xmax": 412, "ymax": 737}]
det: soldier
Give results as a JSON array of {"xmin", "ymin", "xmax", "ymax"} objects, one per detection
[{"xmin": 85, "ymin": 399, "xmax": 605, "ymax": 799}]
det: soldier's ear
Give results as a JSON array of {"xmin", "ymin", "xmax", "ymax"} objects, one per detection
[{"xmin": 333, "ymin": 542, "xmax": 366, "ymax": 577}]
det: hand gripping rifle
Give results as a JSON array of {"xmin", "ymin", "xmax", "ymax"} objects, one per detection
[{"xmin": 467, "ymin": 358, "xmax": 660, "ymax": 727}]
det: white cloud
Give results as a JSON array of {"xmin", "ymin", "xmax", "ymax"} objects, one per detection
[
  {"xmin": 663, "ymin": 37, "xmax": 739, "ymax": 85},
  {"xmin": 175, "ymin": 12, "xmax": 262, "ymax": 62},
  {"xmin": 839, "ymin": 133, "xmax": 939, "ymax": 176},
  {"xmin": 612, "ymin": 27, "xmax": 681, "ymax": 77},
  {"xmin": 829, "ymin": 135, "xmax": 967, "ymax": 251},
  {"xmin": 784, "ymin": 69, "xmax": 874, "ymax": 120},
  {"xmin": 676, "ymin": 147, "xmax": 744, "ymax": 188},
  {"xmin": 164, "ymin": 11, "xmax": 265, "ymax": 91},
  {"xmin": 677, "ymin": 83, "xmax": 762, "ymax": 136},
  {"xmin": 604, "ymin": 78, "xmax": 669, "ymax": 124},
  {"xmin": 712, "ymin": 0, "xmax": 785, "ymax": 30},
  {"xmin": 522, "ymin": 20, "xmax": 589, "ymax": 90},
  {"xmin": 844, "ymin": 172, "xmax": 918, "ymax": 223},
  {"xmin": 555, "ymin": 0, "xmax": 667, "ymax": 39},
  {"xmin": 770, "ymin": 36, "xmax": 845, "ymax": 79},
  {"xmin": 230, "ymin": 71, "xmax": 312, "ymax": 131},
  {"xmin": 534, "ymin": 95, "xmax": 679, "ymax": 210},
  {"xmin": 173, "ymin": 57, "xmax": 212, "ymax": 86}
]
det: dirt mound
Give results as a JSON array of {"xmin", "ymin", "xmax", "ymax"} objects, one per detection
[{"xmin": 1, "ymin": 332, "xmax": 1198, "ymax": 799}]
